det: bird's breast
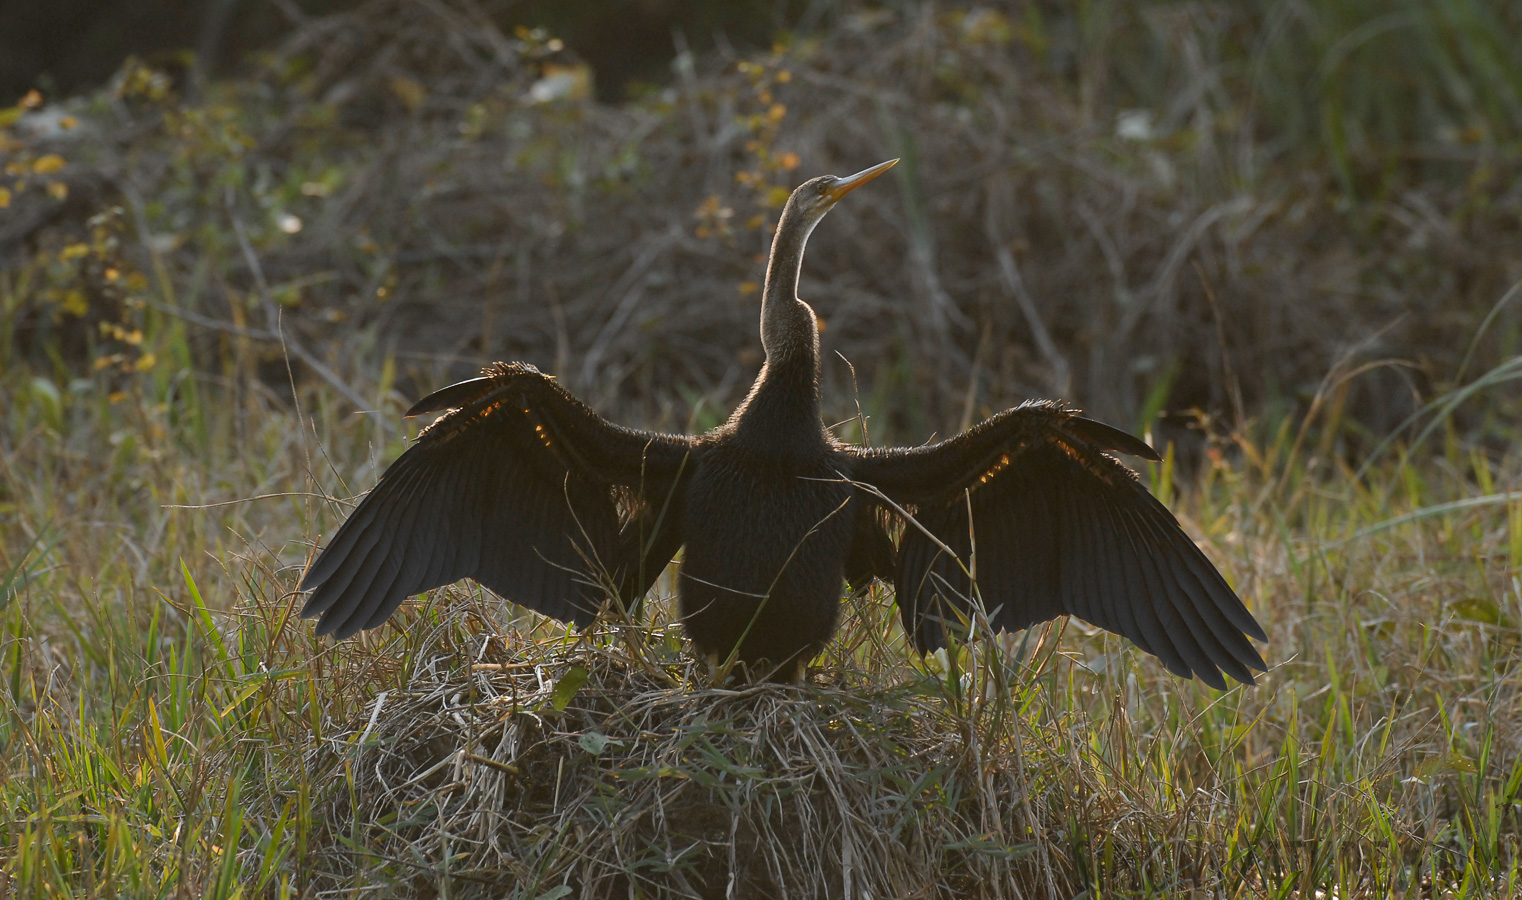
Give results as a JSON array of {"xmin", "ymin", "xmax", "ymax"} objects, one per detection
[{"xmin": 681, "ymin": 447, "xmax": 854, "ymax": 584}]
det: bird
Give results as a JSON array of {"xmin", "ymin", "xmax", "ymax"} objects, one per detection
[{"xmin": 298, "ymin": 159, "xmax": 1268, "ymax": 686}]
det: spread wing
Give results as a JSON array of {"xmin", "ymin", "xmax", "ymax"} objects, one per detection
[
  {"xmin": 299, "ymin": 363, "xmax": 692, "ymax": 638},
  {"xmin": 846, "ymin": 401, "xmax": 1267, "ymax": 688}
]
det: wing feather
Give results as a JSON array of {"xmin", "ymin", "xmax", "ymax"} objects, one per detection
[
  {"xmin": 1117, "ymin": 500, "xmax": 1203, "ymax": 678},
  {"xmin": 1126, "ymin": 504, "xmax": 1265, "ymax": 679},
  {"xmin": 300, "ymin": 460, "xmax": 428, "ymax": 618},
  {"xmin": 312, "ymin": 457, "xmax": 454, "ymax": 637},
  {"xmin": 1118, "ymin": 504, "xmax": 1224, "ymax": 685},
  {"xmin": 312, "ymin": 475, "xmax": 423, "ymax": 636},
  {"xmin": 1089, "ymin": 492, "xmax": 1181, "ymax": 673},
  {"xmin": 1065, "ymin": 484, "xmax": 1138, "ymax": 652},
  {"xmin": 894, "ymin": 504, "xmax": 970, "ymax": 652}
]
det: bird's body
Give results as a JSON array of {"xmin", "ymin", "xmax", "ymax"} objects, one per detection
[
  {"xmin": 299, "ymin": 160, "xmax": 1268, "ymax": 686},
  {"xmin": 680, "ymin": 439, "xmax": 855, "ymax": 677}
]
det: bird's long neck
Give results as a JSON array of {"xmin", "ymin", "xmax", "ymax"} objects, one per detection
[
  {"xmin": 759, "ymin": 205, "xmax": 818, "ymax": 360},
  {"xmin": 731, "ymin": 203, "xmax": 826, "ymax": 449}
]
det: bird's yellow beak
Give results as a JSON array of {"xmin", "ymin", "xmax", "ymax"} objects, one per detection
[{"xmin": 824, "ymin": 158, "xmax": 898, "ymax": 202}]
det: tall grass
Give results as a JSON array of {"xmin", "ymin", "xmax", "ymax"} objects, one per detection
[{"xmin": 1, "ymin": 299, "xmax": 1518, "ymax": 893}]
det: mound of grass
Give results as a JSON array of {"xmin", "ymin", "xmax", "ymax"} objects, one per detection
[{"xmin": 304, "ymin": 636, "xmax": 1048, "ymax": 897}]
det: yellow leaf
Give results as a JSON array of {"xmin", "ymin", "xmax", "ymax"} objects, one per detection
[
  {"xmin": 60, "ymin": 289, "xmax": 88, "ymax": 317},
  {"xmin": 46, "ymin": 181, "xmax": 68, "ymax": 201},
  {"xmin": 33, "ymin": 153, "xmax": 66, "ymax": 174},
  {"xmin": 0, "ymin": 186, "xmax": 9, "ymax": 208},
  {"xmin": 135, "ymin": 352, "xmax": 157, "ymax": 371},
  {"xmin": 60, "ymin": 242, "xmax": 90, "ymax": 261},
  {"xmin": 218, "ymin": 677, "xmax": 265, "ymax": 718},
  {"xmin": 146, "ymin": 698, "xmax": 169, "ymax": 768},
  {"xmin": 389, "ymin": 77, "xmax": 426, "ymax": 111}
]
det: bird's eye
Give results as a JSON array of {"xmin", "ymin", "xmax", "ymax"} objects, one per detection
[{"xmin": 817, "ymin": 182, "xmax": 831, "ymax": 196}]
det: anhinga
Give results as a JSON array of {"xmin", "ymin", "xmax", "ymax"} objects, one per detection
[{"xmin": 299, "ymin": 159, "xmax": 1268, "ymax": 686}]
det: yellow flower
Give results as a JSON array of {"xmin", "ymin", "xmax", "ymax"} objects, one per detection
[{"xmin": 33, "ymin": 153, "xmax": 67, "ymax": 174}]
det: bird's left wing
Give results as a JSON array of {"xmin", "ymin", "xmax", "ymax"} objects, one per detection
[
  {"xmin": 300, "ymin": 363, "xmax": 692, "ymax": 638},
  {"xmin": 844, "ymin": 401, "xmax": 1266, "ymax": 689}
]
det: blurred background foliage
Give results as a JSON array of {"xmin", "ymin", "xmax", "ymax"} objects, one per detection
[{"xmin": 3, "ymin": 0, "xmax": 1520, "ymax": 450}]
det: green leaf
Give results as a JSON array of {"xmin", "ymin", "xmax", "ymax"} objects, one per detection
[
  {"xmin": 182, "ymin": 559, "xmax": 229, "ymax": 664},
  {"xmin": 0, "ymin": 527, "xmax": 54, "ymax": 613},
  {"xmin": 550, "ymin": 666, "xmax": 589, "ymax": 711},
  {"xmin": 1416, "ymin": 750, "xmax": 1478, "ymax": 778},
  {"xmin": 1450, "ymin": 596, "xmax": 1508, "ymax": 627},
  {"xmin": 578, "ymin": 731, "xmax": 620, "ymax": 755}
]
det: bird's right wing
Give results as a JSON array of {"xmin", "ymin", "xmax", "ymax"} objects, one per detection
[{"xmin": 299, "ymin": 363, "xmax": 693, "ymax": 638}]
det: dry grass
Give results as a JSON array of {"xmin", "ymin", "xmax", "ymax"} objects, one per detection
[
  {"xmin": 3, "ymin": 1, "xmax": 1522, "ymax": 897},
  {"xmin": 304, "ymin": 636, "xmax": 1050, "ymax": 897}
]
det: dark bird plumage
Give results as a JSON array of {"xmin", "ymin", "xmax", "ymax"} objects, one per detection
[{"xmin": 299, "ymin": 160, "xmax": 1268, "ymax": 686}]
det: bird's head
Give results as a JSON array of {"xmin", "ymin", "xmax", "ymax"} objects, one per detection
[
  {"xmin": 783, "ymin": 158, "xmax": 898, "ymax": 227},
  {"xmin": 759, "ymin": 158, "xmax": 899, "ymax": 360}
]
